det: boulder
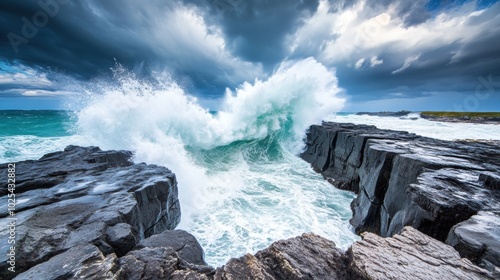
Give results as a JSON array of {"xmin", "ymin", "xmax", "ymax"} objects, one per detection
[
  {"xmin": 135, "ymin": 229, "xmax": 207, "ymax": 266},
  {"xmin": 15, "ymin": 231, "xmax": 213, "ymax": 280},
  {"xmin": 14, "ymin": 244, "xmax": 119, "ymax": 280},
  {"xmin": 447, "ymin": 211, "xmax": 500, "ymax": 273},
  {"xmin": 106, "ymin": 223, "xmax": 139, "ymax": 257},
  {"xmin": 347, "ymin": 226, "xmax": 494, "ymax": 280},
  {"xmin": 215, "ymin": 227, "xmax": 495, "ymax": 280},
  {"xmin": 215, "ymin": 233, "xmax": 347, "ymax": 279},
  {"xmin": 0, "ymin": 146, "xmax": 181, "ymax": 278}
]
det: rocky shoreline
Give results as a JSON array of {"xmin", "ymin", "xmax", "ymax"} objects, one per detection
[
  {"xmin": 1, "ymin": 122, "xmax": 499, "ymax": 279},
  {"xmin": 301, "ymin": 122, "xmax": 500, "ymax": 274},
  {"xmin": 419, "ymin": 114, "xmax": 500, "ymax": 124}
]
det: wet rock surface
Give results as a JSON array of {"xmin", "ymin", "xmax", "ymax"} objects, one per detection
[
  {"xmin": 2, "ymin": 138, "xmax": 499, "ymax": 279},
  {"xmin": 215, "ymin": 233, "xmax": 347, "ymax": 280},
  {"xmin": 14, "ymin": 229, "xmax": 213, "ymax": 280},
  {"xmin": 301, "ymin": 122, "xmax": 500, "ymax": 272},
  {"xmin": 347, "ymin": 226, "xmax": 494, "ymax": 280},
  {"xmin": 447, "ymin": 211, "xmax": 500, "ymax": 273},
  {"xmin": 0, "ymin": 146, "xmax": 181, "ymax": 278},
  {"xmin": 13, "ymin": 226, "xmax": 495, "ymax": 280},
  {"xmin": 215, "ymin": 227, "xmax": 494, "ymax": 280}
]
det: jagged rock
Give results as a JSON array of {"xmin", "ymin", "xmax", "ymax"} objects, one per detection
[
  {"xmin": 135, "ymin": 229, "xmax": 207, "ymax": 266},
  {"xmin": 0, "ymin": 146, "xmax": 181, "ymax": 278},
  {"xmin": 215, "ymin": 227, "xmax": 495, "ymax": 280},
  {"xmin": 116, "ymin": 241, "xmax": 213, "ymax": 280},
  {"xmin": 116, "ymin": 246, "xmax": 213, "ymax": 280},
  {"xmin": 347, "ymin": 226, "xmax": 494, "ymax": 280},
  {"xmin": 301, "ymin": 123, "xmax": 418, "ymax": 192},
  {"xmin": 106, "ymin": 223, "xmax": 138, "ymax": 257},
  {"xmin": 116, "ymin": 247, "xmax": 181, "ymax": 279},
  {"xmin": 15, "ymin": 229, "xmax": 213, "ymax": 280},
  {"xmin": 215, "ymin": 233, "xmax": 347, "ymax": 279},
  {"xmin": 172, "ymin": 270, "xmax": 212, "ymax": 279},
  {"xmin": 14, "ymin": 244, "xmax": 119, "ymax": 280},
  {"xmin": 447, "ymin": 211, "xmax": 500, "ymax": 273},
  {"xmin": 480, "ymin": 172, "xmax": 500, "ymax": 190},
  {"xmin": 301, "ymin": 123, "xmax": 500, "ymax": 250}
]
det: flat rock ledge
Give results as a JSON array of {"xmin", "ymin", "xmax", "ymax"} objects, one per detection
[
  {"xmin": 301, "ymin": 122, "xmax": 500, "ymax": 273},
  {"xmin": 0, "ymin": 146, "xmax": 181, "ymax": 278}
]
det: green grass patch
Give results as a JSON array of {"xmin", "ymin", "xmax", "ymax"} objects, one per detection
[{"xmin": 421, "ymin": 111, "xmax": 500, "ymax": 118}]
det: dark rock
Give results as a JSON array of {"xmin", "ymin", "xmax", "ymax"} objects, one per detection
[
  {"xmin": 106, "ymin": 223, "xmax": 139, "ymax": 257},
  {"xmin": 347, "ymin": 226, "xmax": 494, "ymax": 280},
  {"xmin": 116, "ymin": 245, "xmax": 213, "ymax": 280},
  {"xmin": 215, "ymin": 233, "xmax": 347, "ymax": 280},
  {"xmin": 135, "ymin": 229, "xmax": 207, "ymax": 266},
  {"xmin": 480, "ymin": 172, "xmax": 500, "ymax": 190},
  {"xmin": 14, "ymin": 227, "xmax": 213, "ymax": 280},
  {"xmin": 0, "ymin": 146, "xmax": 181, "ymax": 278},
  {"xmin": 14, "ymin": 244, "xmax": 119, "ymax": 280},
  {"xmin": 116, "ymin": 247, "xmax": 181, "ymax": 280},
  {"xmin": 356, "ymin": 110, "xmax": 412, "ymax": 117},
  {"xmin": 172, "ymin": 269, "xmax": 212, "ymax": 279},
  {"xmin": 447, "ymin": 211, "xmax": 500, "ymax": 272},
  {"xmin": 301, "ymin": 122, "xmax": 500, "ymax": 272},
  {"xmin": 301, "ymin": 123, "xmax": 418, "ymax": 192},
  {"xmin": 215, "ymin": 227, "xmax": 495, "ymax": 280}
]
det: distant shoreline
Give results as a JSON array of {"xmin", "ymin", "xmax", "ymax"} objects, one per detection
[
  {"xmin": 355, "ymin": 111, "xmax": 500, "ymax": 124},
  {"xmin": 420, "ymin": 111, "xmax": 500, "ymax": 124}
]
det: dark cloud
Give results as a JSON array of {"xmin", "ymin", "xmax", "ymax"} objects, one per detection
[
  {"xmin": 0, "ymin": 0, "xmax": 265, "ymax": 96},
  {"xmin": 0, "ymin": 0, "xmax": 322, "ymax": 97},
  {"xmin": 0, "ymin": 1, "xmax": 145, "ymax": 79},
  {"xmin": 203, "ymin": 0, "xmax": 319, "ymax": 67},
  {"xmin": 365, "ymin": 0, "xmax": 432, "ymax": 26},
  {"xmin": 336, "ymin": 30, "xmax": 500, "ymax": 102},
  {"xmin": 313, "ymin": 0, "xmax": 500, "ymax": 103},
  {"xmin": 1, "ymin": 0, "xmax": 499, "ymax": 110}
]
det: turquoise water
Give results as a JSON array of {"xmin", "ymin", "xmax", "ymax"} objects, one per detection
[
  {"xmin": 0, "ymin": 111, "xmax": 81, "ymax": 162},
  {"xmin": 6, "ymin": 107, "xmax": 496, "ymax": 267},
  {"xmin": 4, "ymin": 58, "xmax": 498, "ymax": 267},
  {"xmin": 0, "ymin": 58, "xmax": 362, "ymax": 266},
  {"xmin": 0, "ymin": 109, "xmax": 359, "ymax": 266},
  {"xmin": 0, "ymin": 110, "xmax": 74, "ymax": 137}
]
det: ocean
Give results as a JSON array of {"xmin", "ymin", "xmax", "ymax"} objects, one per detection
[{"xmin": 1, "ymin": 59, "xmax": 499, "ymax": 266}]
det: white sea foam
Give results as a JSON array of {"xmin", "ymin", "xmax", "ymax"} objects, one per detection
[
  {"xmin": 72, "ymin": 58, "xmax": 357, "ymax": 265},
  {"xmin": 76, "ymin": 58, "xmax": 344, "ymax": 149},
  {"xmin": 3, "ymin": 57, "xmax": 497, "ymax": 266},
  {"xmin": 327, "ymin": 114, "xmax": 500, "ymax": 141},
  {"xmin": 0, "ymin": 135, "xmax": 83, "ymax": 163}
]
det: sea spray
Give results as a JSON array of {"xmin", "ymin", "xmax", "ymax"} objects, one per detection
[{"xmin": 73, "ymin": 57, "xmax": 357, "ymax": 265}]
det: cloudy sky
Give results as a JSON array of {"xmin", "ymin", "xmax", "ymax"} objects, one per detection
[{"xmin": 1, "ymin": 0, "xmax": 499, "ymax": 111}]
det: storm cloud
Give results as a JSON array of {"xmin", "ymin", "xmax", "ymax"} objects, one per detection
[{"xmin": 1, "ymin": 0, "xmax": 499, "ymax": 110}]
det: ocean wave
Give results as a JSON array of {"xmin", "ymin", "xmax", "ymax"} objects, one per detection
[{"xmin": 69, "ymin": 57, "xmax": 356, "ymax": 265}]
